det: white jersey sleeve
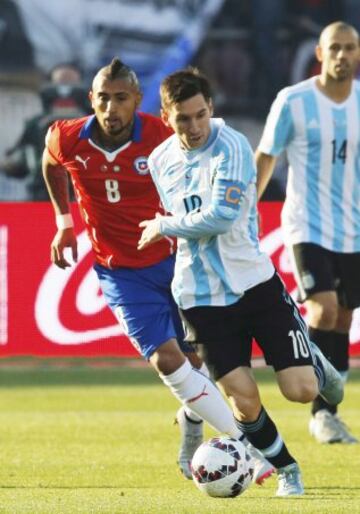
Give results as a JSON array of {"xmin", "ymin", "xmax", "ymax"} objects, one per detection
[{"xmin": 258, "ymin": 89, "xmax": 295, "ymax": 156}]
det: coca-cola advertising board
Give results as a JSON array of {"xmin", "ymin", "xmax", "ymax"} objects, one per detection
[{"xmin": 1, "ymin": 202, "xmax": 359, "ymax": 357}]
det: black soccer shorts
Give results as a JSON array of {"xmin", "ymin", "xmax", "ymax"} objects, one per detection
[
  {"xmin": 180, "ymin": 272, "xmax": 314, "ymax": 380},
  {"xmin": 291, "ymin": 242, "xmax": 360, "ymax": 309}
]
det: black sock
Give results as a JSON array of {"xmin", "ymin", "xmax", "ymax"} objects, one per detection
[
  {"xmin": 235, "ymin": 406, "xmax": 296, "ymax": 469},
  {"xmin": 311, "ymin": 395, "xmax": 337, "ymax": 415},
  {"xmin": 308, "ymin": 327, "xmax": 335, "ymax": 363},
  {"xmin": 332, "ymin": 332, "xmax": 349, "ymax": 373}
]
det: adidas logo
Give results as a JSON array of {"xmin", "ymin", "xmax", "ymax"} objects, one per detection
[{"xmin": 307, "ymin": 118, "xmax": 319, "ymax": 129}]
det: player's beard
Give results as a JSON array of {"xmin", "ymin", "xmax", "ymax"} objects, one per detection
[
  {"xmin": 104, "ymin": 119, "xmax": 133, "ymax": 141},
  {"xmin": 333, "ymin": 62, "xmax": 353, "ymax": 81},
  {"xmin": 94, "ymin": 118, "xmax": 134, "ymax": 149}
]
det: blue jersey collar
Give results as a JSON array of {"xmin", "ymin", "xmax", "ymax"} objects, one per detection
[{"xmin": 79, "ymin": 113, "xmax": 142, "ymax": 142}]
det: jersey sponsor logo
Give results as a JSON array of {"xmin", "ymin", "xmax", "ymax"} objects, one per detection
[
  {"xmin": 35, "ymin": 230, "xmax": 123, "ymax": 344},
  {"xmin": 75, "ymin": 155, "xmax": 90, "ymax": 169},
  {"xmin": 133, "ymin": 156, "xmax": 149, "ymax": 175}
]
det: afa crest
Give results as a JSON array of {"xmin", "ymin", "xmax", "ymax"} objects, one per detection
[{"xmin": 134, "ymin": 156, "xmax": 149, "ymax": 175}]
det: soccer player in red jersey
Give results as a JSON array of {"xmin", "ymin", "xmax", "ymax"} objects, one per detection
[{"xmin": 42, "ymin": 58, "xmax": 273, "ymax": 482}]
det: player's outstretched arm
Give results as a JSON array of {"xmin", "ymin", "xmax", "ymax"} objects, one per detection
[
  {"xmin": 255, "ymin": 150, "xmax": 278, "ymax": 200},
  {"xmin": 42, "ymin": 147, "xmax": 78, "ymax": 269}
]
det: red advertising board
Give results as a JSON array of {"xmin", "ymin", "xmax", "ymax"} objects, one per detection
[{"xmin": 1, "ymin": 202, "xmax": 359, "ymax": 357}]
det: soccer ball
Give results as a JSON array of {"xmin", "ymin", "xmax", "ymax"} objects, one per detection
[{"xmin": 191, "ymin": 436, "xmax": 254, "ymax": 498}]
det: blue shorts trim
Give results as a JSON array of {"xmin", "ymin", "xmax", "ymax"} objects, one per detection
[{"xmin": 94, "ymin": 255, "xmax": 193, "ymax": 359}]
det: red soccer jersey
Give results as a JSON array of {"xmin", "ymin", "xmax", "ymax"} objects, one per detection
[{"xmin": 46, "ymin": 112, "xmax": 174, "ymax": 268}]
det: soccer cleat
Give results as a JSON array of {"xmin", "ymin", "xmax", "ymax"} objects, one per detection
[
  {"xmin": 245, "ymin": 444, "xmax": 275, "ymax": 485},
  {"xmin": 175, "ymin": 406, "xmax": 203, "ymax": 479},
  {"xmin": 333, "ymin": 415, "xmax": 359, "ymax": 444},
  {"xmin": 310, "ymin": 410, "xmax": 359, "ymax": 444},
  {"xmin": 276, "ymin": 463, "xmax": 304, "ymax": 496},
  {"xmin": 309, "ymin": 410, "xmax": 343, "ymax": 443},
  {"xmin": 310, "ymin": 342, "xmax": 344, "ymax": 405}
]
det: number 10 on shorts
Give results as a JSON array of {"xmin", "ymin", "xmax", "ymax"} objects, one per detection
[{"xmin": 288, "ymin": 329, "xmax": 310, "ymax": 359}]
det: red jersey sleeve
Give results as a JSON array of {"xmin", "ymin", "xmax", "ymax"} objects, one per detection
[
  {"xmin": 45, "ymin": 121, "xmax": 65, "ymax": 164},
  {"xmin": 46, "ymin": 117, "xmax": 89, "ymax": 165}
]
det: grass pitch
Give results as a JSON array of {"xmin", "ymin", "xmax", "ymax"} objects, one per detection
[{"xmin": 0, "ymin": 361, "xmax": 359, "ymax": 514}]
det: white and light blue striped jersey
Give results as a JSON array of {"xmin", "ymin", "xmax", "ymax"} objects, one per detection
[
  {"xmin": 258, "ymin": 76, "xmax": 360, "ymax": 253},
  {"xmin": 148, "ymin": 118, "xmax": 274, "ymax": 309}
]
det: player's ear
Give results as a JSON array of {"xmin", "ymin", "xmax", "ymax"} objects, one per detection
[
  {"xmin": 208, "ymin": 99, "xmax": 214, "ymax": 116},
  {"xmin": 315, "ymin": 44, "xmax": 323, "ymax": 63},
  {"xmin": 135, "ymin": 91, "xmax": 143, "ymax": 108},
  {"xmin": 161, "ymin": 108, "xmax": 170, "ymax": 127},
  {"xmin": 89, "ymin": 90, "xmax": 94, "ymax": 109}
]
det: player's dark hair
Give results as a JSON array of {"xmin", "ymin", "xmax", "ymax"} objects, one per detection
[
  {"xmin": 160, "ymin": 67, "xmax": 212, "ymax": 110},
  {"xmin": 93, "ymin": 58, "xmax": 140, "ymax": 91}
]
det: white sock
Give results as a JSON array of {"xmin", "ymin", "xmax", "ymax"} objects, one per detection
[
  {"xmin": 184, "ymin": 362, "xmax": 210, "ymax": 423},
  {"xmin": 161, "ymin": 360, "xmax": 242, "ymax": 438}
]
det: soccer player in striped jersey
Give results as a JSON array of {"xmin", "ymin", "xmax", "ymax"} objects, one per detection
[
  {"xmin": 138, "ymin": 67, "xmax": 344, "ymax": 495},
  {"xmin": 256, "ymin": 21, "xmax": 360, "ymax": 444},
  {"xmin": 42, "ymin": 58, "xmax": 273, "ymax": 482}
]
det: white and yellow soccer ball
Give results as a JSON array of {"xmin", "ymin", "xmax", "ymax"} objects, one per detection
[{"xmin": 191, "ymin": 436, "xmax": 254, "ymax": 498}]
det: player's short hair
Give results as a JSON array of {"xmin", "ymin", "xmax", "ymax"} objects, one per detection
[
  {"xmin": 319, "ymin": 21, "xmax": 360, "ymax": 46},
  {"xmin": 160, "ymin": 67, "xmax": 212, "ymax": 110},
  {"xmin": 92, "ymin": 58, "xmax": 140, "ymax": 91}
]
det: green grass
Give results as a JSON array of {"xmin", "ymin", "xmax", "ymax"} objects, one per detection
[{"xmin": 0, "ymin": 363, "xmax": 359, "ymax": 513}]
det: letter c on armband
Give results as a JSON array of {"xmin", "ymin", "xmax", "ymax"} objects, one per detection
[{"xmin": 225, "ymin": 186, "xmax": 242, "ymax": 205}]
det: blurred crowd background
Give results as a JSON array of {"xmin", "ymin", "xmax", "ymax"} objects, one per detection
[{"xmin": 1, "ymin": 0, "xmax": 359, "ymax": 202}]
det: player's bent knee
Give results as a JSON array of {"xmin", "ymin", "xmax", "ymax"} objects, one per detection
[
  {"xmin": 149, "ymin": 338, "xmax": 186, "ymax": 375},
  {"xmin": 221, "ymin": 383, "xmax": 261, "ymax": 420},
  {"xmin": 285, "ymin": 385, "xmax": 317, "ymax": 403},
  {"xmin": 280, "ymin": 379, "xmax": 318, "ymax": 403},
  {"xmin": 230, "ymin": 395, "xmax": 262, "ymax": 421},
  {"xmin": 308, "ymin": 303, "xmax": 338, "ymax": 331},
  {"xmin": 184, "ymin": 350, "xmax": 203, "ymax": 369},
  {"xmin": 277, "ymin": 367, "xmax": 318, "ymax": 403}
]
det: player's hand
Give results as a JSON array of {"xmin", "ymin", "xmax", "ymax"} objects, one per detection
[
  {"xmin": 50, "ymin": 228, "xmax": 78, "ymax": 269},
  {"xmin": 138, "ymin": 215, "xmax": 163, "ymax": 250}
]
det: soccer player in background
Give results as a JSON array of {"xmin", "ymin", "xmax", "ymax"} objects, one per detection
[
  {"xmin": 138, "ymin": 67, "xmax": 344, "ymax": 495},
  {"xmin": 256, "ymin": 21, "xmax": 359, "ymax": 444},
  {"xmin": 42, "ymin": 58, "xmax": 273, "ymax": 483}
]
